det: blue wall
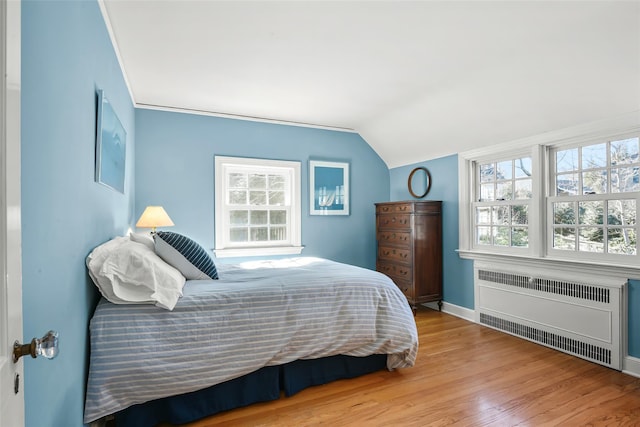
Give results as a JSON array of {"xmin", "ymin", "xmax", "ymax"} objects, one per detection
[
  {"xmin": 135, "ymin": 109, "xmax": 389, "ymax": 269},
  {"xmin": 22, "ymin": 1, "xmax": 135, "ymax": 425},
  {"xmin": 390, "ymin": 155, "xmax": 474, "ymax": 309}
]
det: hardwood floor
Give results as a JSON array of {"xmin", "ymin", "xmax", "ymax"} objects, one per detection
[{"xmin": 163, "ymin": 307, "xmax": 640, "ymax": 426}]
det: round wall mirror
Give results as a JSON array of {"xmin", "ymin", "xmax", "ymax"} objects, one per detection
[{"xmin": 407, "ymin": 167, "xmax": 431, "ymax": 198}]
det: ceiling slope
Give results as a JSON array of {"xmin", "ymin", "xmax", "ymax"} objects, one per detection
[{"xmin": 101, "ymin": 0, "xmax": 640, "ymax": 168}]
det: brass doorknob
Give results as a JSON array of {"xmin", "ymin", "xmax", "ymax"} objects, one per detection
[{"xmin": 13, "ymin": 330, "xmax": 59, "ymax": 363}]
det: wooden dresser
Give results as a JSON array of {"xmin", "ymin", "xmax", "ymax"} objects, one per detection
[{"xmin": 375, "ymin": 200, "xmax": 443, "ymax": 311}]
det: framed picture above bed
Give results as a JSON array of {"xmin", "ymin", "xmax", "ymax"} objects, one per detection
[
  {"xmin": 95, "ymin": 89, "xmax": 126, "ymax": 194},
  {"xmin": 309, "ymin": 160, "xmax": 349, "ymax": 216}
]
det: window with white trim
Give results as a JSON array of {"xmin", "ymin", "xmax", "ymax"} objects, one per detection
[
  {"xmin": 214, "ymin": 156, "xmax": 302, "ymax": 258},
  {"xmin": 548, "ymin": 137, "xmax": 638, "ymax": 257},
  {"xmin": 473, "ymin": 155, "xmax": 533, "ymax": 249},
  {"xmin": 459, "ymin": 120, "xmax": 639, "ymax": 268}
]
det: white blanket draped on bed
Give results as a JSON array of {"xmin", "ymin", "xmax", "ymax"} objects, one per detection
[{"xmin": 84, "ymin": 257, "xmax": 419, "ymax": 423}]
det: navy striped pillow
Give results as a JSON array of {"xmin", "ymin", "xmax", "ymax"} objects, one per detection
[{"xmin": 154, "ymin": 231, "xmax": 219, "ymax": 280}]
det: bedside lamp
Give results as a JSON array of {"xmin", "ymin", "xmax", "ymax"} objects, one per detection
[{"xmin": 136, "ymin": 206, "xmax": 174, "ymax": 233}]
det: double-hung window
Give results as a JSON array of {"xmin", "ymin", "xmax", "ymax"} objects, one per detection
[
  {"xmin": 548, "ymin": 136, "xmax": 638, "ymax": 259},
  {"xmin": 214, "ymin": 156, "xmax": 302, "ymax": 257},
  {"xmin": 460, "ymin": 122, "xmax": 639, "ymax": 268},
  {"xmin": 473, "ymin": 154, "xmax": 534, "ymax": 251}
]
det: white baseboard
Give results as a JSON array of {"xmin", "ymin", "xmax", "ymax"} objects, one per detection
[
  {"xmin": 422, "ymin": 301, "xmax": 475, "ymax": 322},
  {"xmin": 623, "ymin": 355, "xmax": 640, "ymax": 378}
]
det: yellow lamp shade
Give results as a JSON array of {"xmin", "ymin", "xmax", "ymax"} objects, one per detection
[{"xmin": 136, "ymin": 206, "xmax": 174, "ymax": 232}]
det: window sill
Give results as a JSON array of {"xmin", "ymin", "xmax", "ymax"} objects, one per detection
[
  {"xmin": 457, "ymin": 249, "xmax": 640, "ymax": 279},
  {"xmin": 214, "ymin": 245, "xmax": 304, "ymax": 258}
]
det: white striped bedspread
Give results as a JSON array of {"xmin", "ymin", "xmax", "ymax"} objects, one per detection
[{"xmin": 84, "ymin": 257, "xmax": 419, "ymax": 423}]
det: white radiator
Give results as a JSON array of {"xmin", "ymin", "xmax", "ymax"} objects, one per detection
[{"xmin": 474, "ymin": 261, "xmax": 624, "ymax": 370}]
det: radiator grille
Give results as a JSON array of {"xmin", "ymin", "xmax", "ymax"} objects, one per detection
[
  {"xmin": 480, "ymin": 313, "xmax": 611, "ymax": 365},
  {"xmin": 478, "ymin": 270, "xmax": 610, "ymax": 303}
]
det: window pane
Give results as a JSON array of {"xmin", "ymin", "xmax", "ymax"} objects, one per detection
[
  {"xmin": 608, "ymin": 200, "xmax": 636, "ymax": 226},
  {"xmin": 514, "ymin": 179, "xmax": 532, "ymax": 199},
  {"xmin": 493, "ymin": 206, "xmax": 510, "ymax": 225},
  {"xmin": 556, "ymin": 148, "xmax": 578, "ymax": 173},
  {"xmin": 250, "ymin": 210, "xmax": 267, "ymax": 225},
  {"xmin": 476, "ymin": 207, "xmax": 491, "ymax": 225},
  {"xmin": 250, "ymin": 227, "xmax": 268, "ymax": 242},
  {"xmin": 480, "ymin": 184, "xmax": 494, "ymax": 201},
  {"xmin": 556, "ymin": 173, "xmax": 579, "ymax": 195},
  {"xmin": 515, "ymin": 157, "xmax": 532, "ymax": 178},
  {"xmin": 582, "ymin": 170, "xmax": 607, "ymax": 194},
  {"xmin": 554, "ymin": 227, "xmax": 575, "ymax": 250},
  {"xmin": 512, "ymin": 227, "xmax": 528, "ymax": 247},
  {"xmin": 269, "ymin": 174, "xmax": 285, "ymax": 190},
  {"xmin": 249, "ymin": 191, "xmax": 267, "ymax": 205},
  {"xmin": 270, "ymin": 210, "xmax": 287, "ymax": 225},
  {"xmin": 216, "ymin": 156, "xmax": 300, "ymax": 252},
  {"xmin": 229, "ymin": 210, "xmax": 248, "ymax": 225},
  {"xmin": 477, "ymin": 227, "xmax": 491, "ymax": 245},
  {"xmin": 249, "ymin": 174, "xmax": 266, "ymax": 189},
  {"xmin": 496, "ymin": 161, "xmax": 512, "ymax": 180},
  {"xmin": 229, "ymin": 173, "xmax": 247, "ymax": 189},
  {"xmin": 578, "ymin": 201, "xmax": 604, "ymax": 225},
  {"xmin": 511, "ymin": 205, "xmax": 528, "ymax": 225},
  {"xmin": 608, "ymin": 228, "xmax": 637, "ymax": 255},
  {"xmin": 493, "ymin": 227, "xmax": 510, "ymax": 246},
  {"xmin": 579, "ymin": 227, "xmax": 604, "ymax": 253},
  {"xmin": 610, "ymin": 167, "xmax": 640, "ymax": 193},
  {"xmin": 270, "ymin": 227, "xmax": 287, "ymax": 241},
  {"xmin": 554, "ymin": 202, "xmax": 575, "ymax": 225},
  {"xmin": 582, "ymin": 143, "xmax": 607, "ymax": 169},
  {"xmin": 269, "ymin": 191, "xmax": 285, "ymax": 205},
  {"xmin": 610, "ymin": 137, "xmax": 639, "ymax": 166},
  {"xmin": 496, "ymin": 182, "xmax": 512, "ymax": 200},
  {"xmin": 480, "ymin": 163, "xmax": 494, "ymax": 182},
  {"xmin": 230, "ymin": 228, "xmax": 248, "ymax": 242},
  {"xmin": 229, "ymin": 190, "xmax": 247, "ymax": 205}
]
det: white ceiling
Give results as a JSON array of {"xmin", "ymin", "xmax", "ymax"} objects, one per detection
[{"xmin": 101, "ymin": 1, "xmax": 640, "ymax": 168}]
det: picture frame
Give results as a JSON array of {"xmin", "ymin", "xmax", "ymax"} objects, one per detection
[
  {"xmin": 95, "ymin": 89, "xmax": 126, "ymax": 194},
  {"xmin": 309, "ymin": 160, "xmax": 349, "ymax": 215}
]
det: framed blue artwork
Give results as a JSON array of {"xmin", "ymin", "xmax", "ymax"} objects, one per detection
[
  {"xmin": 309, "ymin": 160, "xmax": 349, "ymax": 215},
  {"xmin": 95, "ymin": 89, "xmax": 126, "ymax": 193}
]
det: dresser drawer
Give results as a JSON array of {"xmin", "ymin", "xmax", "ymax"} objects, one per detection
[
  {"xmin": 377, "ymin": 231, "xmax": 411, "ymax": 246},
  {"xmin": 376, "ymin": 203, "xmax": 413, "ymax": 214},
  {"xmin": 378, "ymin": 246, "xmax": 412, "ymax": 264},
  {"xmin": 376, "ymin": 213, "xmax": 411, "ymax": 230},
  {"xmin": 392, "ymin": 278, "xmax": 414, "ymax": 300},
  {"xmin": 377, "ymin": 261, "xmax": 413, "ymax": 281}
]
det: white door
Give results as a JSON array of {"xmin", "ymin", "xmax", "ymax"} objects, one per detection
[{"xmin": 0, "ymin": 0, "xmax": 24, "ymax": 426}]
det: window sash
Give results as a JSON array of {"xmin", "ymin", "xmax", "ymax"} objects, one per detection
[{"xmin": 546, "ymin": 193, "xmax": 638, "ymax": 257}]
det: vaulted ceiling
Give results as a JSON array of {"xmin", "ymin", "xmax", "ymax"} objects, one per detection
[{"xmin": 100, "ymin": 1, "xmax": 640, "ymax": 168}]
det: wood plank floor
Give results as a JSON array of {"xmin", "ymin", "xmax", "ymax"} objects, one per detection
[{"xmin": 162, "ymin": 307, "xmax": 640, "ymax": 426}]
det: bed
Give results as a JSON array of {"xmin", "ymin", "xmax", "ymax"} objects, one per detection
[{"xmin": 83, "ymin": 239, "xmax": 418, "ymax": 426}]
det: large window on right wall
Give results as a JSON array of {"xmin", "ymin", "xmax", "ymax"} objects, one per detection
[
  {"xmin": 460, "ymin": 125, "xmax": 639, "ymax": 267},
  {"xmin": 548, "ymin": 136, "xmax": 639, "ymax": 259}
]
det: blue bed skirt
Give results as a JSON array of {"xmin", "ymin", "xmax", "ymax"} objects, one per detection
[{"xmin": 114, "ymin": 354, "xmax": 387, "ymax": 427}]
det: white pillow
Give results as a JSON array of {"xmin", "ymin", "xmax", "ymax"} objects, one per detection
[
  {"xmin": 129, "ymin": 232, "xmax": 155, "ymax": 250},
  {"xmin": 87, "ymin": 237, "xmax": 186, "ymax": 310}
]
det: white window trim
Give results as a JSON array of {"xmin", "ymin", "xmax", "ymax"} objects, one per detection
[
  {"xmin": 458, "ymin": 111, "xmax": 640, "ymax": 274},
  {"xmin": 214, "ymin": 156, "xmax": 303, "ymax": 258}
]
